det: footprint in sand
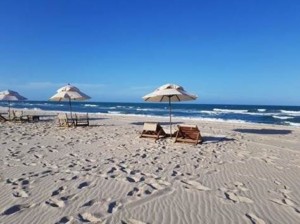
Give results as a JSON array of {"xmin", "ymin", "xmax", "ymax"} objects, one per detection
[
  {"xmin": 2, "ymin": 203, "xmax": 34, "ymax": 215},
  {"xmin": 127, "ymin": 187, "xmax": 140, "ymax": 197},
  {"xmin": 13, "ymin": 189, "xmax": 29, "ymax": 198},
  {"xmin": 52, "ymin": 186, "xmax": 67, "ymax": 196},
  {"xmin": 181, "ymin": 180, "xmax": 210, "ymax": 191},
  {"xmin": 224, "ymin": 192, "xmax": 253, "ymax": 204},
  {"xmin": 55, "ymin": 216, "xmax": 74, "ymax": 224},
  {"xmin": 45, "ymin": 197, "xmax": 65, "ymax": 208},
  {"xmin": 78, "ymin": 212, "xmax": 103, "ymax": 223},
  {"xmin": 78, "ymin": 181, "xmax": 90, "ymax": 189},
  {"xmin": 269, "ymin": 184, "xmax": 300, "ymax": 214},
  {"xmin": 245, "ymin": 213, "xmax": 266, "ymax": 224},
  {"xmin": 82, "ymin": 199, "xmax": 97, "ymax": 207},
  {"xmin": 122, "ymin": 218, "xmax": 147, "ymax": 224},
  {"xmin": 106, "ymin": 201, "xmax": 123, "ymax": 214}
]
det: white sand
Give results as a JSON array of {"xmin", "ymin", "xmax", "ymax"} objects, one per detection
[{"xmin": 0, "ymin": 110, "xmax": 300, "ymax": 224}]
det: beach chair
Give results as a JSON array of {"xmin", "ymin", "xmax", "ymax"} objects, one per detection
[
  {"xmin": 57, "ymin": 113, "xmax": 74, "ymax": 127},
  {"xmin": 140, "ymin": 122, "xmax": 167, "ymax": 140},
  {"xmin": 174, "ymin": 124, "xmax": 203, "ymax": 145},
  {"xmin": 11, "ymin": 110, "xmax": 29, "ymax": 122},
  {"xmin": 0, "ymin": 114, "xmax": 8, "ymax": 122},
  {"xmin": 27, "ymin": 115, "xmax": 40, "ymax": 122},
  {"xmin": 75, "ymin": 113, "xmax": 89, "ymax": 126}
]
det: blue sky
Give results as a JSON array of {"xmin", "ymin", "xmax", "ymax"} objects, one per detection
[{"xmin": 0, "ymin": 0, "xmax": 299, "ymax": 105}]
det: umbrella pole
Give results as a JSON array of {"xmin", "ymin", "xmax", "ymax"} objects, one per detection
[
  {"xmin": 8, "ymin": 101, "xmax": 11, "ymax": 120},
  {"xmin": 169, "ymin": 97, "xmax": 172, "ymax": 138},
  {"xmin": 69, "ymin": 98, "xmax": 73, "ymax": 119}
]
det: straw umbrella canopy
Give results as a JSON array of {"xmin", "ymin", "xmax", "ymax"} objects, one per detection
[
  {"xmin": 49, "ymin": 84, "xmax": 91, "ymax": 118},
  {"xmin": 0, "ymin": 90, "xmax": 27, "ymax": 119},
  {"xmin": 143, "ymin": 84, "xmax": 197, "ymax": 136}
]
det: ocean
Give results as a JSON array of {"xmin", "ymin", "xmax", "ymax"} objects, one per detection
[{"xmin": 1, "ymin": 101, "xmax": 300, "ymax": 127}]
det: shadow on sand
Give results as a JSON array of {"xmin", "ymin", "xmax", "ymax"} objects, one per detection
[
  {"xmin": 233, "ymin": 128, "xmax": 292, "ymax": 135},
  {"xmin": 131, "ymin": 121, "xmax": 184, "ymax": 126},
  {"xmin": 202, "ymin": 136, "xmax": 235, "ymax": 143}
]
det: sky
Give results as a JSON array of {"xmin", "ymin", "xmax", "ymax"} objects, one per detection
[{"xmin": 0, "ymin": 0, "xmax": 299, "ymax": 105}]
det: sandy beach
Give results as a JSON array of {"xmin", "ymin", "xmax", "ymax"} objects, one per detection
[{"xmin": 0, "ymin": 110, "xmax": 300, "ymax": 224}]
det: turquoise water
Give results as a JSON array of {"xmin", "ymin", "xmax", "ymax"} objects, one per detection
[{"xmin": 1, "ymin": 101, "xmax": 300, "ymax": 126}]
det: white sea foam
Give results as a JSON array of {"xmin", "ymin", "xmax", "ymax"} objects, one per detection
[
  {"xmin": 108, "ymin": 111, "xmax": 122, "ymax": 114},
  {"xmin": 258, "ymin": 109, "xmax": 266, "ymax": 112},
  {"xmin": 200, "ymin": 110, "xmax": 218, "ymax": 115},
  {"xmin": 273, "ymin": 115, "xmax": 293, "ymax": 120},
  {"xmin": 285, "ymin": 121, "xmax": 300, "ymax": 127},
  {"xmin": 136, "ymin": 108, "xmax": 165, "ymax": 112},
  {"xmin": 84, "ymin": 104, "xmax": 98, "ymax": 107},
  {"xmin": 213, "ymin": 108, "xmax": 249, "ymax": 114},
  {"xmin": 136, "ymin": 108, "xmax": 152, "ymax": 111},
  {"xmin": 192, "ymin": 117, "xmax": 249, "ymax": 124},
  {"xmin": 281, "ymin": 110, "xmax": 300, "ymax": 115}
]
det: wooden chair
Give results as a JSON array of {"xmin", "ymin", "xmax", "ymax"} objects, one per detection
[
  {"xmin": 57, "ymin": 113, "xmax": 74, "ymax": 127},
  {"xmin": 11, "ymin": 110, "xmax": 29, "ymax": 122},
  {"xmin": 27, "ymin": 115, "xmax": 40, "ymax": 122},
  {"xmin": 0, "ymin": 114, "xmax": 8, "ymax": 122},
  {"xmin": 140, "ymin": 122, "xmax": 167, "ymax": 140},
  {"xmin": 75, "ymin": 113, "xmax": 89, "ymax": 126},
  {"xmin": 174, "ymin": 124, "xmax": 203, "ymax": 145}
]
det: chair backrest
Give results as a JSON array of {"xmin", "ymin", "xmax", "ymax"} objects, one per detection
[
  {"xmin": 14, "ymin": 110, "xmax": 23, "ymax": 117},
  {"xmin": 140, "ymin": 122, "xmax": 166, "ymax": 140},
  {"xmin": 75, "ymin": 113, "xmax": 88, "ymax": 120},
  {"xmin": 175, "ymin": 124, "xmax": 202, "ymax": 145},
  {"xmin": 75, "ymin": 113, "xmax": 89, "ymax": 126},
  {"xmin": 143, "ymin": 122, "xmax": 158, "ymax": 132},
  {"xmin": 178, "ymin": 125, "xmax": 200, "ymax": 138},
  {"xmin": 58, "ymin": 113, "xmax": 68, "ymax": 120}
]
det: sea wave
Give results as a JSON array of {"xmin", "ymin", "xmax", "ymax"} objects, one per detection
[
  {"xmin": 200, "ymin": 110, "xmax": 218, "ymax": 115},
  {"xmin": 285, "ymin": 121, "xmax": 300, "ymax": 127},
  {"xmin": 108, "ymin": 111, "xmax": 122, "ymax": 114},
  {"xmin": 84, "ymin": 104, "xmax": 98, "ymax": 107},
  {"xmin": 272, "ymin": 115, "xmax": 293, "ymax": 120},
  {"xmin": 280, "ymin": 110, "xmax": 300, "ymax": 115},
  {"xmin": 257, "ymin": 109, "xmax": 266, "ymax": 112},
  {"xmin": 193, "ymin": 117, "xmax": 249, "ymax": 124},
  {"xmin": 213, "ymin": 108, "xmax": 249, "ymax": 114},
  {"xmin": 136, "ymin": 108, "xmax": 165, "ymax": 112}
]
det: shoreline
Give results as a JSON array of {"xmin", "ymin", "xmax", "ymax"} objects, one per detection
[{"xmin": 1, "ymin": 106, "xmax": 300, "ymax": 128}]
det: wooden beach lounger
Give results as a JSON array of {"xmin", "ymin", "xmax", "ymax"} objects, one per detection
[
  {"xmin": 11, "ymin": 110, "xmax": 29, "ymax": 122},
  {"xmin": 75, "ymin": 113, "xmax": 89, "ymax": 126},
  {"xmin": 57, "ymin": 113, "xmax": 74, "ymax": 127},
  {"xmin": 140, "ymin": 122, "xmax": 167, "ymax": 140},
  {"xmin": 174, "ymin": 124, "xmax": 203, "ymax": 145},
  {"xmin": 0, "ymin": 114, "xmax": 8, "ymax": 122}
]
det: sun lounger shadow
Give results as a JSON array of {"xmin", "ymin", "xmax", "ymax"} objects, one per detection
[
  {"xmin": 234, "ymin": 128, "xmax": 292, "ymax": 135},
  {"xmin": 202, "ymin": 136, "xmax": 235, "ymax": 143},
  {"xmin": 140, "ymin": 122, "xmax": 167, "ymax": 140}
]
